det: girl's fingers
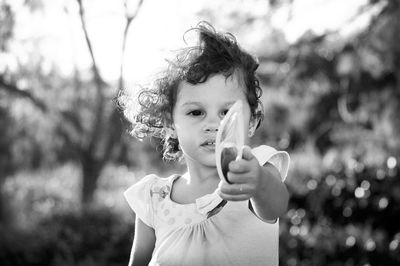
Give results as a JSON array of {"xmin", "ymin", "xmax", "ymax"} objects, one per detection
[
  {"xmin": 218, "ymin": 191, "xmax": 251, "ymax": 201},
  {"xmin": 228, "ymin": 146, "xmax": 256, "ymax": 173},
  {"xmin": 219, "ymin": 182, "xmax": 251, "ymax": 195},
  {"xmin": 226, "ymin": 172, "xmax": 251, "ymax": 184},
  {"xmin": 228, "ymin": 160, "xmax": 250, "ymax": 174},
  {"xmin": 241, "ymin": 145, "xmax": 254, "ymax": 161}
]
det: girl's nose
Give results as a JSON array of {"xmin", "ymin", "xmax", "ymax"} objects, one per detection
[
  {"xmin": 204, "ymin": 124, "xmax": 218, "ymax": 132},
  {"xmin": 203, "ymin": 115, "xmax": 221, "ymax": 133}
]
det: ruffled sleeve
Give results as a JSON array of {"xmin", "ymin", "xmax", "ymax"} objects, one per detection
[
  {"xmin": 252, "ymin": 145, "xmax": 290, "ymax": 181},
  {"xmin": 124, "ymin": 174, "xmax": 158, "ymax": 228}
]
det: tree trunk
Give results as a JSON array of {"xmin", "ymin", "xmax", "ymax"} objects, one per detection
[
  {"xmin": 81, "ymin": 153, "xmax": 102, "ymax": 210},
  {"xmin": 0, "ymin": 178, "xmax": 11, "ymax": 225}
]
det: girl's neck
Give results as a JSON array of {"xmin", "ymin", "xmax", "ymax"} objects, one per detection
[
  {"xmin": 184, "ymin": 160, "xmax": 219, "ymax": 185},
  {"xmin": 170, "ymin": 159, "xmax": 220, "ymax": 204}
]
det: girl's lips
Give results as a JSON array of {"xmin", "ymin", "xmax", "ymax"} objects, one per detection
[
  {"xmin": 200, "ymin": 139, "xmax": 216, "ymax": 151},
  {"xmin": 200, "ymin": 140, "xmax": 216, "ymax": 146},
  {"xmin": 201, "ymin": 143, "xmax": 216, "ymax": 151}
]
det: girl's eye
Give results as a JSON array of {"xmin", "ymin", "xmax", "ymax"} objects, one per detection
[
  {"xmin": 221, "ymin": 109, "xmax": 229, "ymax": 116},
  {"xmin": 188, "ymin": 110, "xmax": 203, "ymax": 116}
]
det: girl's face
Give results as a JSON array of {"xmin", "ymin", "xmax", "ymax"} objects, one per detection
[{"xmin": 172, "ymin": 73, "xmax": 254, "ymax": 168}]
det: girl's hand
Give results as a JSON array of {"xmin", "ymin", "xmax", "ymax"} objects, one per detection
[{"xmin": 217, "ymin": 145, "xmax": 264, "ymax": 201}]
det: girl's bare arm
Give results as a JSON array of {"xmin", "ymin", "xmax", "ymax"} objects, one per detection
[
  {"xmin": 250, "ymin": 162, "xmax": 289, "ymax": 221},
  {"xmin": 128, "ymin": 217, "xmax": 156, "ymax": 266}
]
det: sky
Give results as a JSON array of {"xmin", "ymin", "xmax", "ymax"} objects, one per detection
[{"xmin": 5, "ymin": 0, "xmax": 377, "ymax": 88}]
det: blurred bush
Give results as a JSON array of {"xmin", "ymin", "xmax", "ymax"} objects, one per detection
[
  {"xmin": 279, "ymin": 154, "xmax": 400, "ymax": 266},
  {"xmin": 0, "ymin": 209, "xmax": 133, "ymax": 266},
  {"xmin": 1, "ymin": 163, "xmax": 138, "ymax": 266}
]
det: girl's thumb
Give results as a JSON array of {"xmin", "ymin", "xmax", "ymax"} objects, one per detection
[{"xmin": 241, "ymin": 145, "xmax": 254, "ymax": 160}]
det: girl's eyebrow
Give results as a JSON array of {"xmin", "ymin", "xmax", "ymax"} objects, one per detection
[
  {"xmin": 181, "ymin": 101, "xmax": 236, "ymax": 107},
  {"xmin": 181, "ymin": 101, "xmax": 202, "ymax": 107}
]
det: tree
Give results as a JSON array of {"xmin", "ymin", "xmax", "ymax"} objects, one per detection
[
  {"xmin": 74, "ymin": 0, "xmax": 145, "ymax": 208},
  {"xmin": 0, "ymin": 0, "xmax": 145, "ymax": 214},
  {"xmin": 0, "ymin": 0, "xmax": 17, "ymax": 224}
]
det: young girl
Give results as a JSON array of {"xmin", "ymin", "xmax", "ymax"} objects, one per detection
[{"xmin": 120, "ymin": 22, "xmax": 290, "ymax": 266}]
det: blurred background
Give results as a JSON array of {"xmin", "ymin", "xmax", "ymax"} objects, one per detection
[{"xmin": 1, "ymin": 0, "xmax": 399, "ymax": 265}]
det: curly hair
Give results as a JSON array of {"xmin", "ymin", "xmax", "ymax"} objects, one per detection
[{"xmin": 118, "ymin": 22, "xmax": 263, "ymax": 161}]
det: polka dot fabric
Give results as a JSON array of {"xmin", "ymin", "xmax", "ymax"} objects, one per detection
[
  {"xmin": 124, "ymin": 145, "xmax": 290, "ymax": 266},
  {"xmin": 152, "ymin": 180, "xmax": 205, "ymax": 229}
]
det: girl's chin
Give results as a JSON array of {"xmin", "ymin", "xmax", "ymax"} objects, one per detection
[
  {"xmin": 200, "ymin": 145, "xmax": 216, "ymax": 152},
  {"xmin": 182, "ymin": 153, "xmax": 216, "ymax": 167}
]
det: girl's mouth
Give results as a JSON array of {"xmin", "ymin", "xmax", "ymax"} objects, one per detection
[
  {"xmin": 201, "ymin": 140, "xmax": 215, "ymax": 146},
  {"xmin": 201, "ymin": 140, "xmax": 216, "ymax": 149}
]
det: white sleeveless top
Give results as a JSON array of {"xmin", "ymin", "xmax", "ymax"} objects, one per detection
[{"xmin": 124, "ymin": 145, "xmax": 290, "ymax": 266}]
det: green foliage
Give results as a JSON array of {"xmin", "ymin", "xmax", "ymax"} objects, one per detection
[
  {"xmin": 0, "ymin": 209, "xmax": 134, "ymax": 266},
  {"xmin": 280, "ymin": 161, "xmax": 400, "ymax": 265},
  {"xmin": 2, "ymin": 163, "xmax": 140, "ymax": 225},
  {"xmin": 1, "ymin": 0, "xmax": 400, "ymax": 265},
  {"xmin": 253, "ymin": 1, "xmax": 400, "ymax": 265},
  {"xmin": 1, "ymin": 163, "xmax": 137, "ymax": 266},
  {"xmin": 0, "ymin": 1, "xmax": 14, "ymax": 51}
]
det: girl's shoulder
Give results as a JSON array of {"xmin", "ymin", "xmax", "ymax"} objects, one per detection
[
  {"xmin": 123, "ymin": 174, "xmax": 179, "ymax": 227},
  {"xmin": 124, "ymin": 174, "xmax": 180, "ymax": 204},
  {"xmin": 124, "ymin": 174, "xmax": 177, "ymax": 195}
]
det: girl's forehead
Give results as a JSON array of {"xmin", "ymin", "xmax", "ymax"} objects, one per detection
[{"xmin": 176, "ymin": 74, "xmax": 246, "ymax": 103}]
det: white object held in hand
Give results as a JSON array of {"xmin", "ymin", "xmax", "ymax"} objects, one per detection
[{"xmin": 215, "ymin": 100, "xmax": 245, "ymax": 184}]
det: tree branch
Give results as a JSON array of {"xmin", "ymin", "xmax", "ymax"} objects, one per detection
[
  {"xmin": 0, "ymin": 75, "xmax": 47, "ymax": 111},
  {"xmin": 76, "ymin": 0, "xmax": 107, "ymax": 155},
  {"xmin": 76, "ymin": 0, "xmax": 102, "ymax": 81},
  {"xmin": 102, "ymin": 0, "xmax": 145, "ymax": 164},
  {"xmin": 119, "ymin": 0, "xmax": 144, "ymax": 89}
]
